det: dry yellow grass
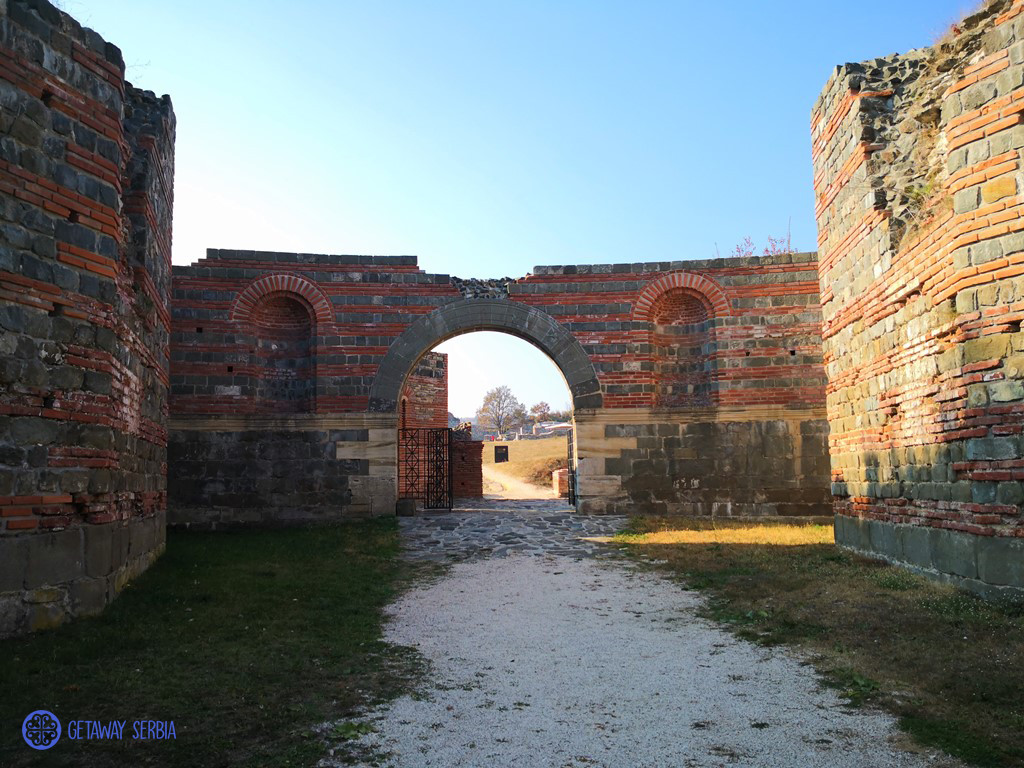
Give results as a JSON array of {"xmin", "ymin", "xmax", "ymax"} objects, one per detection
[
  {"xmin": 625, "ymin": 524, "xmax": 832, "ymax": 546},
  {"xmin": 481, "ymin": 436, "xmax": 567, "ymax": 465},
  {"xmin": 481, "ymin": 436, "xmax": 569, "ymax": 486}
]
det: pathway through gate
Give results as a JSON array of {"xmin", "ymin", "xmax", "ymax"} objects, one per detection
[{"xmin": 327, "ymin": 509, "xmax": 958, "ymax": 768}]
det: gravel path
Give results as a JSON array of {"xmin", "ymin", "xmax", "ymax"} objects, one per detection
[{"xmin": 324, "ymin": 508, "xmax": 955, "ymax": 768}]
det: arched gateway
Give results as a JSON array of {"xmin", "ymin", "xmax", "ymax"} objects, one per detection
[{"xmin": 368, "ymin": 299, "xmax": 602, "ymax": 414}]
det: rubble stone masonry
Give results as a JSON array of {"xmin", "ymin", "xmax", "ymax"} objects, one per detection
[
  {"xmin": 813, "ymin": 0, "xmax": 1024, "ymax": 597},
  {"xmin": 0, "ymin": 0, "xmax": 175, "ymax": 635}
]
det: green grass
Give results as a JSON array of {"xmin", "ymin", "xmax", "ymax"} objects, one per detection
[
  {"xmin": 0, "ymin": 520, "xmax": 422, "ymax": 767},
  {"xmin": 618, "ymin": 516, "xmax": 1024, "ymax": 767}
]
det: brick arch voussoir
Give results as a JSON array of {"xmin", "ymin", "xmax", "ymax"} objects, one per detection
[
  {"xmin": 368, "ymin": 299, "xmax": 603, "ymax": 413},
  {"xmin": 632, "ymin": 272, "xmax": 732, "ymax": 323},
  {"xmin": 231, "ymin": 274, "xmax": 333, "ymax": 328}
]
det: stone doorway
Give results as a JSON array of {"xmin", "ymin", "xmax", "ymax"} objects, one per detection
[{"xmin": 371, "ymin": 299, "xmax": 598, "ymax": 513}]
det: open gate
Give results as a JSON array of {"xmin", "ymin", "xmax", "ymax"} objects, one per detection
[
  {"xmin": 398, "ymin": 427, "xmax": 453, "ymax": 510},
  {"xmin": 566, "ymin": 428, "xmax": 577, "ymax": 507}
]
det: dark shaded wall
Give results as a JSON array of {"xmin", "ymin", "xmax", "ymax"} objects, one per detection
[
  {"xmin": 0, "ymin": 0, "xmax": 174, "ymax": 635},
  {"xmin": 167, "ymin": 427, "xmax": 359, "ymax": 528}
]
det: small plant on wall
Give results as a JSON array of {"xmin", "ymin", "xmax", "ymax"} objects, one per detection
[{"xmin": 719, "ymin": 229, "xmax": 793, "ymax": 259}]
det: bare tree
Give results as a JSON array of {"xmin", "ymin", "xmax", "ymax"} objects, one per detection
[
  {"xmin": 529, "ymin": 401, "xmax": 552, "ymax": 423},
  {"xmin": 476, "ymin": 386, "xmax": 528, "ymax": 435}
]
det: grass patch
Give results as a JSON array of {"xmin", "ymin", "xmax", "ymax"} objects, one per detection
[
  {"xmin": 482, "ymin": 436, "xmax": 568, "ymax": 488},
  {"xmin": 0, "ymin": 520, "xmax": 423, "ymax": 767},
  {"xmin": 617, "ymin": 516, "xmax": 1024, "ymax": 767}
]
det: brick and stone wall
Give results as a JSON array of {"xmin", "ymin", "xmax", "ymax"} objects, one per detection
[
  {"xmin": 453, "ymin": 440, "xmax": 484, "ymax": 498},
  {"xmin": 553, "ymin": 467, "xmax": 569, "ymax": 497},
  {"xmin": 519, "ymin": 261, "xmax": 830, "ymax": 516},
  {"xmin": 169, "ymin": 249, "xmax": 830, "ymax": 522},
  {"xmin": 0, "ymin": 0, "xmax": 174, "ymax": 635},
  {"xmin": 812, "ymin": 0, "xmax": 1024, "ymax": 597},
  {"xmin": 397, "ymin": 351, "xmax": 449, "ymax": 501},
  {"xmin": 400, "ymin": 352, "xmax": 448, "ymax": 430}
]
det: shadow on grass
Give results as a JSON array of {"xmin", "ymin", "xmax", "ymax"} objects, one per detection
[
  {"xmin": 0, "ymin": 519, "xmax": 425, "ymax": 767},
  {"xmin": 617, "ymin": 516, "xmax": 1024, "ymax": 768}
]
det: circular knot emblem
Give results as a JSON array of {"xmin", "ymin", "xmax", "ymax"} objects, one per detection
[{"xmin": 22, "ymin": 710, "xmax": 61, "ymax": 750}]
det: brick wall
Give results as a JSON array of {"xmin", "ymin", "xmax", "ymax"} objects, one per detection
[
  {"xmin": 812, "ymin": 0, "xmax": 1024, "ymax": 597},
  {"xmin": 453, "ymin": 440, "xmax": 483, "ymax": 498},
  {"xmin": 169, "ymin": 250, "xmax": 830, "ymax": 521},
  {"xmin": 0, "ymin": 0, "xmax": 174, "ymax": 635},
  {"xmin": 400, "ymin": 352, "xmax": 448, "ymax": 430}
]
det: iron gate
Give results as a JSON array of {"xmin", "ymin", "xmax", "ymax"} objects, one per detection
[
  {"xmin": 566, "ymin": 428, "xmax": 577, "ymax": 506},
  {"xmin": 398, "ymin": 427, "xmax": 453, "ymax": 510}
]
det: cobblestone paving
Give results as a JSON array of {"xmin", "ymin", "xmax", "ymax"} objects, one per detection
[{"xmin": 399, "ymin": 498, "xmax": 628, "ymax": 561}]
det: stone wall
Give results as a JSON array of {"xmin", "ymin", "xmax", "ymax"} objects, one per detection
[
  {"xmin": 170, "ymin": 250, "xmax": 830, "ymax": 521},
  {"xmin": 812, "ymin": 0, "xmax": 1024, "ymax": 597},
  {"xmin": 167, "ymin": 423, "xmax": 372, "ymax": 528},
  {"xmin": 0, "ymin": 0, "xmax": 174, "ymax": 635}
]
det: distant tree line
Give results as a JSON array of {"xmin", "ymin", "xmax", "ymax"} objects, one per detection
[{"xmin": 475, "ymin": 388, "xmax": 571, "ymax": 435}]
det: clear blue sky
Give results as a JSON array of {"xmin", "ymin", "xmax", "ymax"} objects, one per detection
[{"xmin": 67, "ymin": 0, "xmax": 974, "ymax": 415}]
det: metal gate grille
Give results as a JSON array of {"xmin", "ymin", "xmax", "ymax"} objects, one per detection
[
  {"xmin": 566, "ymin": 428, "xmax": 577, "ymax": 506},
  {"xmin": 398, "ymin": 428, "xmax": 453, "ymax": 510}
]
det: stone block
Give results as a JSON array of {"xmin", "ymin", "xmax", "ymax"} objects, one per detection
[
  {"xmin": 989, "ymin": 380, "xmax": 1024, "ymax": 403},
  {"xmin": 10, "ymin": 417, "xmax": 60, "ymax": 445},
  {"xmin": 996, "ymin": 481, "xmax": 1024, "ymax": 505},
  {"xmin": 110, "ymin": 523, "xmax": 129, "ymax": 572},
  {"xmin": 578, "ymin": 475, "xmax": 623, "ymax": 496},
  {"xmin": 964, "ymin": 335, "xmax": 1009, "ymax": 363},
  {"xmin": 976, "ymin": 536, "xmax": 1024, "ymax": 587},
  {"xmin": 0, "ymin": 537, "xmax": 27, "ymax": 591},
  {"xmin": 954, "ymin": 187, "xmax": 980, "ymax": 214},
  {"xmin": 25, "ymin": 587, "xmax": 63, "ymax": 604},
  {"xmin": 969, "ymin": 238, "xmax": 1004, "ymax": 265},
  {"xmin": 834, "ymin": 514, "xmax": 869, "ymax": 551},
  {"xmin": 129, "ymin": 515, "xmax": 158, "ymax": 557},
  {"xmin": 84, "ymin": 523, "xmax": 114, "ymax": 577},
  {"xmin": 932, "ymin": 528, "xmax": 979, "ymax": 580},
  {"xmin": 0, "ymin": 594, "xmax": 25, "ymax": 638},
  {"xmin": 972, "ymin": 482, "xmax": 998, "ymax": 504},
  {"xmin": 901, "ymin": 524, "xmax": 933, "ymax": 570},
  {"xmin": 867, "ymin": 519, "xmax": 903, "ymax": 560},
  {"xmin": 966, "ymin": 437, "xmax": 1019, "ymax": 461},
  {"xmin": 24, "ymin": 528, "xmax": 83, "ymax": 589},
  {"xmin": 28, "ymin": 601, "xmax": 66, "ymax": 632},
  {"xmin": 981, "ymin": 176, "xmax": 1016, "ymax": 204}
]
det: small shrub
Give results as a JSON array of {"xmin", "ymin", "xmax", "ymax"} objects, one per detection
[{"xmin": 526, "ymin": 456, "xmax": 567, "ymax": 486}]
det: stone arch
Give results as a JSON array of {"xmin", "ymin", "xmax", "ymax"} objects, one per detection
[
  {"xmin": 632, "ymin": 271, "xmax": 731, "ymax": 322},
  {"xmin": 231, "ymin": 273, "xmax": 333, "ymax": 328},
  {"xmin": 369, "ymin": 299, "xmax": 602, "ymax": 412}
]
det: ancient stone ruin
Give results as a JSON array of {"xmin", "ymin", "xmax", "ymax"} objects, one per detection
[
  {"xmin": 1, "ymin": 0, "xmax": 1023, "ymax": 637},
  {"xmin": 813, "ymin": 0, "xmax": 1024, "ymax": 598},
  {"xmin": 168, "ymin": 248, "xmax": 830, "ymax": 528},
  {"xmin": 1, "ymin": 0, "xmax": 175, "ymax": 634}
]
